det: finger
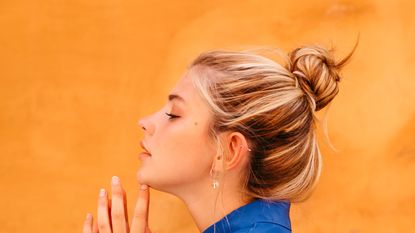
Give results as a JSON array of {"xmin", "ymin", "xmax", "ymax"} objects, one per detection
[
  {"xmin": 108, "ymin": 197, "xmax": 112, "ymax": 224},
  {"xmin": 97, "ymin": 188, "xmax": 112, "ymax": 233},
  {"xmin": 130, "ymin": 184, "xmax": 150, "ymax": 233},
  {"xmin": 123, "ymin": 186, "xmax": 130, "ymax": 232},
  {"xmin": 111, "ymin": 176, "xmax": 129, "ymax": 233},
  {"xmin": 83, "ymin": 213, "xmax": 93, "ymax": 233},
  {"xmin": 92, "ymin": 218, "xmax": 99, "ymax": 233},
  {"xmin": 108, "ymin": 196, "xmax": 113, "ymax": 230}
]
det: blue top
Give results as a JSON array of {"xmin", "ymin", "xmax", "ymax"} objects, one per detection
[{"xmin": 202, "ymin": 199, "xmax": 292, "ymax": 233}]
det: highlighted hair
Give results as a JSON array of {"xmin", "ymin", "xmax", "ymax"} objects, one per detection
[{"xmin": 189, "ymin": 43, "xmax": 356, "ymax": 202}]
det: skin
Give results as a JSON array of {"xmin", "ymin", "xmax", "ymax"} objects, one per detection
[{"xmin": 83, "ymin": 66, "xmax": 253, "ymax": 233}]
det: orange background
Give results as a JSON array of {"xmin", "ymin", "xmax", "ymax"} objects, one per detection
[{"xmin": 1, "ymin": 0, "xmax": 414, "ymax": 232}]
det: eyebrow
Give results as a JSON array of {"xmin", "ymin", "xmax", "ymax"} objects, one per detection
[{"xmin": 168, "ymin": 94, "xmax": 186, "ymax": 103}]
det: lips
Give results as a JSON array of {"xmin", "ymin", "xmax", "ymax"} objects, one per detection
[
  {"xmin": 139, "ymin": 141, "xmax": 152, "ymax": 159},
  {"xmin": 140, "ymin": 141, "xmax": 151, "ymax": 153}
]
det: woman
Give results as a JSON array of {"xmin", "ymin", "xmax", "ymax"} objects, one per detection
[{"xmin": 83, "ymin": 43, "xmax": 355, "ymax": 233}]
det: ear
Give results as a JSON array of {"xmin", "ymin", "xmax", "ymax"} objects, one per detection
[{"xmin": 222, "ymin": 131, "xmax": 251, "ymax": 171}]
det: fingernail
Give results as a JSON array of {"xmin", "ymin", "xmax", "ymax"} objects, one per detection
[
  {"xmin": 140, "ymin": 184, "xmax": 148, "ymax": 190},
  {"xmin": 112, "ymin": 176, "xmax": 120, "ymax": 185},
  {"xmin": 86, "ymin": 213, "xmax": 92, "ymax": 220},
  {"xmin": 99, "ymin": 188, "xmax": 106, "ymax": 197}
]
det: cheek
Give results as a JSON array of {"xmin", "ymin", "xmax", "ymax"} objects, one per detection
[
  {"xmin": 138, "ymin": 120, "xmax": 214, "ymax": 188},
  {"xmin": 170, "ymin": 123, "xmax": 204, "ymax": 149},
  {"xmin": 157, "ymin": 120, "xmax": 214, "ymax": 171}
]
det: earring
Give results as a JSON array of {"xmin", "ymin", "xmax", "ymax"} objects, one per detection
[
  {"xmin": 210, "ymin": 155, "xmax": 221, "ymax": 189},
  {"xmin": 209, "ymin": 166, "xmax": 220, "ymax": 189},
  {"xmin": 241, "ymin": 146, "xmax": 252, "ymax": 152},
  {"xmin": 213, "ymin": 179, "xmax": 219, "ymax": 189}
]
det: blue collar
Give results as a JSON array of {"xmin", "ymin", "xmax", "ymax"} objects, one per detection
[{"xmin": 202, "ymin": 199, "xmax": 291, "ymax": 233}]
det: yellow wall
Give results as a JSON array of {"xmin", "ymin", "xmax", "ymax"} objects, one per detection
[{"xmin": 1, "ymin": 0, "xmax": 414, "ymax": 232}]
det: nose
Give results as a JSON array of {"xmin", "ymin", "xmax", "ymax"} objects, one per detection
[{"xmin": 138, "ymin": 116, "xmax": 154, "ymax": 135}]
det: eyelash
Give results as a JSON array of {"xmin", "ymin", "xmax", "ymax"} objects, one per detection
[{"xmin": 165, "ymin": 112, "xmax": 180, "ymax": 120}]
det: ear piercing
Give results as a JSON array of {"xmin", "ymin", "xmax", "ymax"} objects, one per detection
[
  {"xmin": 210, "ymin": 146, "xmax": 252, "ymax": 190},
  {"xmin": 241, "ymin": 146, "xmax": 252, "ymax": 152}
]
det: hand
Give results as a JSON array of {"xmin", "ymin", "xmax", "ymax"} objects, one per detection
[{"xmin": 83, "ymin": 176, "xmax": 152, "ymax": 233}]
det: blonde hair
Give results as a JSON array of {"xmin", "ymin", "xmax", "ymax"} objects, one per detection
[{"xmin": 188, "ymin": 43, "xmax": 356, "ymax": 202}]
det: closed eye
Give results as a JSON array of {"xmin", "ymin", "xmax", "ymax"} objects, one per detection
[{"xmin": 165, "ymin": 112, "xmax": 180, "ymax": 120}]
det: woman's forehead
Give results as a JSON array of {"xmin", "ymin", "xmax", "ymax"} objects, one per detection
[
  {"xmin": 169, "ymin": 69, "xmax": 213, "ymax": 116},
  {"xmin": 169, "ymin": 69, "xmax": 199, "ymax": 104}
]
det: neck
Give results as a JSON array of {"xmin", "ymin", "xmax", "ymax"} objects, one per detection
[{"xmin": 169, "ymin": 178, "xmax": 253, "ymax": 232}]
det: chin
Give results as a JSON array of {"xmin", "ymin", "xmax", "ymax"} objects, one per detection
[
  {"xmin": 135, "ymin": 171, "xmax": 177, "ymax": 194},
  {"xmin": 136, "ymin": 169, "xmax": 157, "ymax": 187},
  {"xmin": 136, "ymin": 168, "xmax": 149, "ymax": 184}
]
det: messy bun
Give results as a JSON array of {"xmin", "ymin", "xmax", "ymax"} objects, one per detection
[
  {"xmin": 288, "ymin": 45, "xmax": 353, "ymax": 112},
  {"xmin": 189, "ymin": 43, "xmax": 356, "ymax": 202}
]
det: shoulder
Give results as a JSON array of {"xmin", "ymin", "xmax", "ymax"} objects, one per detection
[
  {"xmin": 233, "ymin": 222, "xmax": 291, "ymax": 233},
  {"xmin": 203, "ymin": 199, "xmax": 292, "ymax": 233},
  {"xmin": 250, "ymin": 222, "xmax": 292, "ymax": 233}
]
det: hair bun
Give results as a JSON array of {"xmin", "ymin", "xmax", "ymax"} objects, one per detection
[{"xmin": 288, "ymin": 45, "xmax": 355, "ymax": 112}]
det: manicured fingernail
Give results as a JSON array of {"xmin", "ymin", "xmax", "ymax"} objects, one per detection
[
  {"xmin": 99, "ymin": 188, "xmax": 106, "ymax": 197},
  {"xmin": 112, "ymin": 176, "xmax": 120, "ymax": 185},
  {"xmin": 140, "ymin": 184, "xmax": 148, "ymax": 190},
  {"xmin": 86, "ymin": 213, "xmax": 92, "ymax": 220}
]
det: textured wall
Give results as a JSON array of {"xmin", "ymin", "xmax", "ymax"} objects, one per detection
[{"xmin": 1, "ymin": 0, "xmax": 414, "ymax": 232}]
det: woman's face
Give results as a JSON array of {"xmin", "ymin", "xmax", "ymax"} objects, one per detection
[{"xmin": 137, "ymin": 67, "xmax": 216, "ymax": 194}]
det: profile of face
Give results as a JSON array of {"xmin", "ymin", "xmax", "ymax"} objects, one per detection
[{"xmin": 137, "ymin": 67, "xmax": 217, "ymax": 195}]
